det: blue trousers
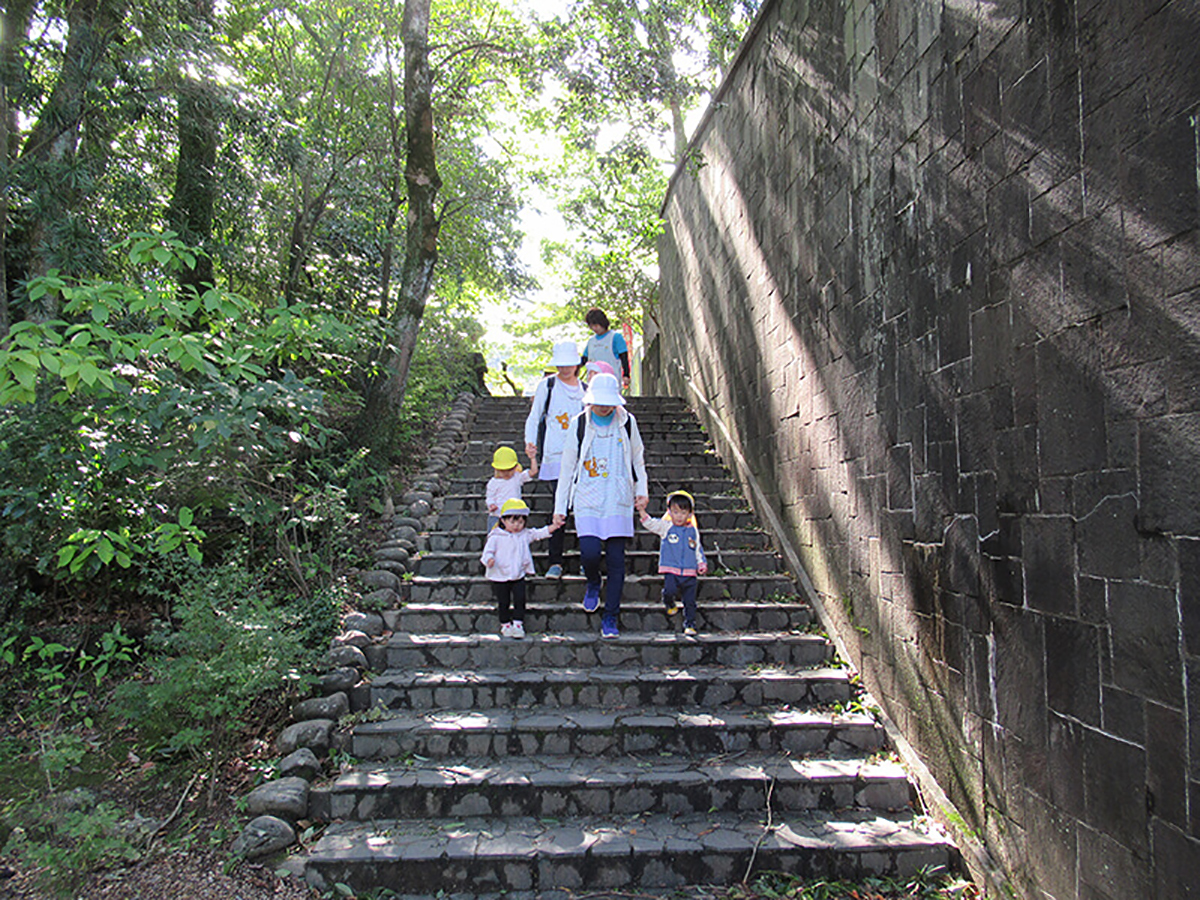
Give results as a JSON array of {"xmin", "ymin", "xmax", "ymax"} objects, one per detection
[
  {"xmin": 662, "ymin": 572, "xmax": 698, "ymax": 627},
  {"xmin": 578, "ymin": 535, "xmax": 627, "ymax": 619}
]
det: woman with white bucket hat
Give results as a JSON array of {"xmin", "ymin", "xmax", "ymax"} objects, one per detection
[
  {"xmin": 523, "ymin": 341, "xmax": 586, "ymax": 577},
  {"xmin": 553, "ymin": 373, "xmax": 648, "ymax": 638}
]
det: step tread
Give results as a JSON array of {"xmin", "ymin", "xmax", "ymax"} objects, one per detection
[
  {"xmin": 355, "ymin": 705, "xmax": 878, "ymax": 736},
  {"xmin": 320, "ymin": 752, "xmax": 908, "ymax": 793},
  {"xmin": 308, "ymin": 809, "xmax": 950, "ymax": 863},
  {"xmin": 386, "ymin": 630, "xmax": 826, "ymax": 649},
  {"xmin": 370, "ymin": 664, "xmax": 848, "ymax": 687}
]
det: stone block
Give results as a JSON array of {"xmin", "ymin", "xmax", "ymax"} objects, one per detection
[
  {"xmin": 246, "ymin": 777, "xmax": 310, "ymax": 820},
  {"xmin": 1109, "ymin": 580, "xmax": 1183, "ymax": 707},
  {"xmin": 231, "ymin": 815, "xmax": 296, "ymax": 859},
  {"xmin": 1021, "ymin": 515, "xmax": 1075, "ymax": 615}
]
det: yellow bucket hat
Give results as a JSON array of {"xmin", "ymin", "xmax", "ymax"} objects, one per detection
[
  {"xmin": 499, "ymin": 498, "xmax": 531, "ymax": 517},
  {"xmin": 492, "ymin": 446, "xmax": 519, "ymax": 469}
]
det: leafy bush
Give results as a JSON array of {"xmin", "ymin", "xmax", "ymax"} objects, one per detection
[{"xmin": 111, "ymin": 560, "xmax": 326, "ymax": 762}]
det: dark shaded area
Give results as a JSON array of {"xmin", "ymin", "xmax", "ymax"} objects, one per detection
[{"xmin": 655, "ymin": 0, "xmax": 1200, "ymax": 896}]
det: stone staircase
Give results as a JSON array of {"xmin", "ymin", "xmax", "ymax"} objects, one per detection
[{"xmin": 303, "ymin": 395, "xmax": 953, "ymax": 894}]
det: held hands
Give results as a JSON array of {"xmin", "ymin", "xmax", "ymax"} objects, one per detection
[
  {"xmin": 525, "ymin": 442, "xmax": 537, "ymax": 463},
  {"xmin": 485, "ymin": 558, "xmax": 495, "ymax": 568},
  {"xmin": 553, "ymin": 513, "xmax": 566, "ymax": 528},
  {"xmin": 488, "ymin": 503, "xmax": 498, "ymax": 513},
  {"xmin": 635, "ymin": 495, "xmax": 649, "ymax": 513}
]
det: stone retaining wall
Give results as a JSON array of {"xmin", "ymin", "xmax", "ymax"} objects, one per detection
[{"xmin": 655, "ymin": 0, "xmax": 1200, "ymax": 896}]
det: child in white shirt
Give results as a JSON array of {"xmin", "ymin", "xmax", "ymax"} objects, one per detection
[
  {"xmin": 481, "ymin": 498, "xmax": 561, "ymax": 639},
  {"xmin": 486, "ymin": 445, "xmax": 536, "ymax": 531}
]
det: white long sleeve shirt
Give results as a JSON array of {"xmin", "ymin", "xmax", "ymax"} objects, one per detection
[{"xmin": 480, "ymin": 525, "xmax": 553, "ymax": 581}]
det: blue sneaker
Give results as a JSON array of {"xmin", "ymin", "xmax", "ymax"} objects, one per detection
[
  {"xmin": 582, "ymin": 584, "xmax": 601, "ymax": 613},
  {"xmin": 601, "ymin": 618, "xmax": 619, "ymax": 639},
  {"xmin": 545, "ymin": 564, "xmax": 564, "ymax": 578}
]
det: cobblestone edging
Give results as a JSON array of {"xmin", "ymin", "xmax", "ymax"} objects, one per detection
[{"xmin": 230, "ymin": 392, "xmax": 478, "ymax": 860}]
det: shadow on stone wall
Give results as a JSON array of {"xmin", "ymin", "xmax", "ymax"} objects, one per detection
[{"xmin": 658, "ymin": 0, "xmax": 1199, "ymax": 896}]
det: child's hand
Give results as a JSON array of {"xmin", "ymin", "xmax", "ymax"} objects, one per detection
[
  {"xmin": 553, "ymin": 513, "xmax": 566, "ymax": 528},
  {"xmin": 635, "ymin": 495, "xmax": 649, "ymax": 512},
  {"xmin": 698, "ymin": 562, "xmax": 708, "ymax": 576},
  {"xmin": 548, "ymin": 519, "xmax": 562, "ymax": 532},
  {"xmin": 485, "ymin": 558, "xmax": 495, "ymax": 568},
  {"xmin": 525, "ymin": 442, "xmax": 537, "ymax": 462},
  {"xmin": 488, "ymin": 503, "xmax": 498, "ymax": 513}
]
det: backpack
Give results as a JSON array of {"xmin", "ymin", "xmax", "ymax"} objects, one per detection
[{"xmin": 535, "ymin": 376, "xmax": 556, "ymax": 459}]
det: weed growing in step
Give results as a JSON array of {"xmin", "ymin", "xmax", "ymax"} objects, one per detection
[{"xmin": 736, "ymin": 865, "xmax": 978, "ymax": 899}]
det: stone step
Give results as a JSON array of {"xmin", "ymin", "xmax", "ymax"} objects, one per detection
[
  {"xmin": 448, "ymin": 476, "xmax": 741, "ymax": 496},
  {"xmin": 366, "ymin": 663, "xmax": 846, "ymax": 711},
  {"xmin": 408, "ymin": 572, "xmax": 800, "ymax": 606},
  {"xmin": 305, "ymin": 810, "xmax": 950, "ymax": 895},
  {"xmin": 416, "ymin": 548, "xmax": 784, "ymax": 578},
  {"xmin": 457, "ymin": 463, "xmax": 734, "ymax": 481},
  {"xmin": 426, "ymin": 528, "xmax": 776, "ymax": 553},
  {"xmin": 385, "ymin": 600, "xmax": 812, "ymax": 635},
  {"xmin": 462, "ymin": 447, "xmax": 722, "ymax": 466},
  {"xmin": 439, "ymin": 493, "xmax": 749, "ymax": 514},
  {"xmin": 434, "ymin": 509, "xmax": 764, "ymax": 532},
  {"xmin": 384, "ymin": 630, "xmax": 830, "ymax": 671},
  {"xmin": 463, "ymin": 441, "xmax": 715, "ymax": 460},
  {"xmin": 352, "ymin": 706, "xmax": 885, "ymax": 760},
  {"xmin": 310, "ymin": 753, "xmax": 912, "ymax": 822}
]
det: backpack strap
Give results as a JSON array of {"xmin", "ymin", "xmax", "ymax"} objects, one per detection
[
  {"xmin": 575, "ymin": 413, "xmax": 636, "ymax": 480},
  {"xmin": 535, "ymin": 376, "xmax": 556, "ymax": 458}
]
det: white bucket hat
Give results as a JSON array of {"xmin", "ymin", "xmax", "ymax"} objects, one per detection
[
  {"xmin": 550, "ymin": 341, "xmax": 580, "ymax": 366},
  {"xmin": 582, "ymin": 372, "xmax": 625, "ymax": 407}
]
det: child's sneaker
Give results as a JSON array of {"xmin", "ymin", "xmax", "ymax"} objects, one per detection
[
  {"xmin": 601, "ymin": 618, "xmax": 619, "ymax": 639},
  {"xmin": 545, "ymin": 564, "xmax": 564, "ymax": 578},
  {"xmin": 683, "ymin": 624, "xmax": 698, "ymax": 637},
  {"xmin": 500, "ymin": 622, "xmax": 514, "ymax": 638},
  {"xmin": 662, "ymin": 593, "xmax": 680, "ymax": 616},
  {"xmin": 510, "ymin": 620, "xmax": 525, "ymax": 639},
  {"xmin": 582, "ymin": 584, "xmax": 601, "ymax": 613}
]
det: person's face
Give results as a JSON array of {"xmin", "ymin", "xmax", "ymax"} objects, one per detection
[
  {"xmin": 556, "ymin": 365, "xmax": 578, "ymax": 380},
  {"xmin": 591, "ymin": 404, "xmax": 615, "ymax": 417},
  {"xmin": 501, "ymin": 516, "xmax": 527, "ymax": 532},
  {"xmin": 589, "ymin": 323, "xmax": 606, "ymax": 335},
  {"xmin": 668, "ymin": 504, "xmax": 691, "ymax": 527},
  {"xmin": 494, "ymin": 466, "xmax": 517, "ymax": 480}
]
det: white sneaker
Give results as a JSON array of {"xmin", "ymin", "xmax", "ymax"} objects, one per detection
[
  {"xmin": 511, "ymin": 620, "xmax": 525, "ymax": 639},
  {"xmin": 500, "ymin": 622, "xmax": 514, "ymax": 638}
]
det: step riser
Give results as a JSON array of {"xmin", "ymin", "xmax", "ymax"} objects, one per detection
[
  {"xmin": 368, "ymin": 674, "xmax": 845, "ymax": 711},
  {"xmin": 353, "ymin": 719, "xmax": 885, "ymax": 761},
  {"xmin": 386, "ymin": 638, "xmax": 830, "ymax": 670},
  {"xmin": 458, "ymin": 464, "xmax": 733, "ymax": 480},
  {"xmin": 307, "ymin": 842, "xmax": 949, "ymax": 896},
  {"xmin": 386, "ymin": 606, "xmax": 810, "ymax": 633},
  {"xmin": 312, "ymin": 776, "xmax": 909, "ymax": 822},
  {"xmin": 408, "ymin": 574, "xmax": 799, "ymax": 604},
  {"xmin": 427, "ymin": 531, "xmax": 775, "ymax": 552},
  {"xmin": 415, "ymin": 552, "xmax": 781, "ymax": 578},
  {"xmin": 450, "ymin": 479, "xmax": 739, "ymax": 494},
  {"xmin": 439, "ymin": 495, "xmax": 747, "ymax": 513}
]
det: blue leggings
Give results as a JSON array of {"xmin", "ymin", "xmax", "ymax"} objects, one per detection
[{"xmin": 578, "ymin": 536, "xmax": 627, "ymax": 618}]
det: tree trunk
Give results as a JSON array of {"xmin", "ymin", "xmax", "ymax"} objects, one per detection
[
  {"xmin": 167, "ymin": 0, "xmax": 218, "ymax": 301},
  {"xmin": 0, "ymin": 0, "xmax": 36, "ymax": 337},
  {"xmin": 17, "ymin": 0, "xmax": 126, "ymax": 318},
  {"xmin": 358, "ymin": 0, "xmax": 440, "ymax": 450}
]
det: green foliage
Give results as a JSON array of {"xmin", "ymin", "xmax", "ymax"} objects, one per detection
[
  {"xmin": 739, "ymin": 866, "xmax": 975, "ymax": 900},
  {"xmin": 6, "ymin": 800, "xmax": 145, "ymax": 897},
  {"xmin": 111, "ymin": 566, "xmax": 320, "ymax": 760}
]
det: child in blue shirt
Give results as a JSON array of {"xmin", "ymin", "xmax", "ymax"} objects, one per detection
[
  {"xmin": 639, "ymin": 490, "xmax": 707, "ymax": 636},
  {"xmin": 580, "ymin": 308, "xmax": 630, "ymax": 390}
]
